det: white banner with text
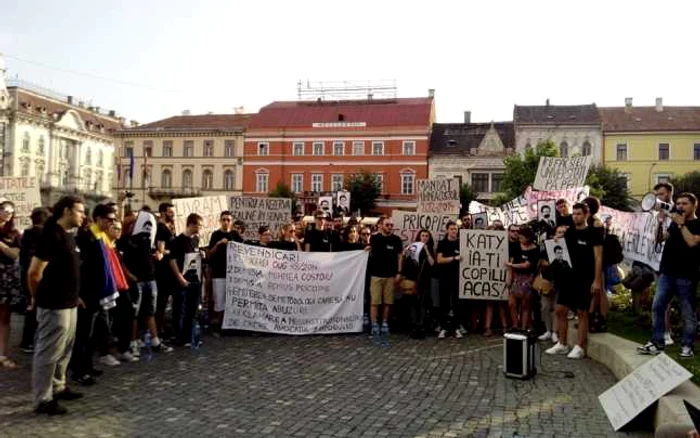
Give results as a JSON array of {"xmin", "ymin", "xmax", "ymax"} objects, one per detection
[
  {"xmin": 459, "ymin": 229, "xmax": 509, "ymax": 300},
  {"xmin": 0, "ymin": 176, "xmax": 41, "ymax": 230},
  {"xmin": 392, "ymin": 210, "xmax": 457, "ymax": 246},
  {"xmin": 533, "ymin": 156, "xmax": 592, "ymax": 191},
  {"xmin": 600, "ymin": 206, "xmax": 662, "ymax": 270},
  {"xmin": 173, "ymin": 195, "xmax": 228, "ymax": 247}
]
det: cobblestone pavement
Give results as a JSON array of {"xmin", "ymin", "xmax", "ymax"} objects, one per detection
[{"xmin": 1, "ymin": 316, "xmax": 652, "ymax": 438}]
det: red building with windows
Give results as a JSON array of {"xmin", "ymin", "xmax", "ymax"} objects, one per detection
[{"xmin": 243, "ymin": 95, "xmax": 435, "ymax": 214}]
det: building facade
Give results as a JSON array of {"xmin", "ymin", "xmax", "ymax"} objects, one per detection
[
  {"xmin": 429, "ymin": 119, "xmax": 514, "ymax": 201},
  {"xmin": 114, "ymin": 114, "xmax": 251, "ymax": 210},
  {"xmin": 514, "ymin": 102, "xmax": 602, "ymax": 163},
  {"xmin": 243, "ymin": 96, "xmax": 435, "ymax": 214},
  {"xmin": 600, "ymin": 99, "xmax": 700, "ymax": 198}
]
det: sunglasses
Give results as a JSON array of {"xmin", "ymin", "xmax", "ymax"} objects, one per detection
[
  {"xmin": 1, "ymin": 207, "xmax": 14, "ymax": 215},
  {"xmin": 361, "ymin": 232, "xmax": 371, "ymax": 236},
  {"xmin": 384, "ymin": 224, "xmax": 394, "ymax": 228}
]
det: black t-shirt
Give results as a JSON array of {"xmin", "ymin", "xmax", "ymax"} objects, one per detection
[
  {"xmin": 556, "ymin": 214, "xmax": 574, "ymax": 229},
  {"xmin": 208, "ymin": 229, "xmax": 237, "ymax": 279},
  {"xmin": 514, "ymin": 246, "xmax": 540, "ymax": 275},
  {"xmin": 437, "ymin": 238, "xmax": 460, "ymax": 282},
  {"xmin": 168, "ymin": 233, "xmax": 199, "ymax": 274},
  {"xmin": 120, "ymin": 234, "xmax": 156, "ymax": 282},
  {"xmin": 34, "ymin": 222, "xmax": 81, "ymax": 309},
  {"xmin": 565, "ymin": 226, "xmax": 603, "ymax": 281},
  {"xmin": 269, "ymin": 240, "xmax": 299, "ymax": 251},
  {"xmin": 369, "ymin": 233, "xmax": 403, "ymax": 278},
  {"xmin": 305, "ymin": 228, "xmax": 333, "ymax": 252},
  {"xmin": 508, "ymin": 240, "xmax": 522, "ymax": 263},
  {"xmin": 339, "ymin": 242, "xmax": 366, "ymax": 252},
  {"xmin": 660, "ymin": 219, "xmax": 700, "ymax": 280},
  {"xmin": 155, "ymin": 222, "xmax": 175, "ymax": 277},
  {"xmin": 0, "ymin": 230, "xmax": 20, "ymax": 265}
]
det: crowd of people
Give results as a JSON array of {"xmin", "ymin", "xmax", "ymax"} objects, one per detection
[{"xmin": 0, "ymin": 182, "xmax": 697, "ymax": 419}]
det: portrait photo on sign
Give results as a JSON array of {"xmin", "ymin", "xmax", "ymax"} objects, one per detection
[
  {"xmin": 132, "ymin": 211, "xmax": 157, "ymax": 248},
  {"xmin": 182, "ymin": 252, "xmax": 202, "ymax": 284},
  {"xmin": 537, "ymin": 199, "xmax": 557, "ymax": 228},
  {"xmin": 545, "ymin": 239, "xmax": 572, "ymax": 270},
  {"xmin": 336, "ymin": 192, "xmax": 351, "ymax": 213},
  {"xmin": 472, "ymin": 212, "xmax": 488, "ymax": 230},
  {"xmin": 318, "ymin": 196, "xmax": 333, "ymax": 213}
]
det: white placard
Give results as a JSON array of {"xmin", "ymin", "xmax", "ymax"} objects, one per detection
[
  {"xmin": 472, "ymin": 212, "xmax": 488, "ymax": 229},
  {"xmin": 600, "ymin": 206, "xmax": 662, "ymax": 271},
  {"xmin": 416, "ymin": 178, "xmax": 460, "ymax": 215},
  {"xmin": 392, "ymin": 211, "xmax": 457, "ymax": 246},
  {"xmin": 318, "ymin": 196, "xmax": 333, "ymax": 214},
  {"xmin": 183, "ymin": 252, "xmax": 202, "ymax": 283},
  {"xmin": 459, "ymin": 229, "xmax": 509, "ymax": 300},
  {"xmin": 545, "ymin": 239, "xmax": 572, "ymax": 269},
  {"xmin": 172, "ymin": 195, "xmax": 228, "ymax": 247},
  {"xmin": 223, "ymin": 242, "xmax": 368, "ymax": 335},
  {"xmin": 132, "ymin": 211, "xmax": 157, "ymax": 249},
  {"xmin": 336, "ymin": 191, "xmax": 351, "ymax": 213},
  {"xmin": 533, "ymin": 156, "xmax": 592, "ymax": 191},
  {"xmin": 599, "ymin": 353, "xmax": 692, "ymax": 431},
  {"xmin": 229, "ymin": 196, "xmax": 292, "ymax": 242},
  {"xmin": 0, "ymin": 176, "xmax": 41, "ymax": 230},
  {"xmin": 537, "ymin": 199, "xmax": 557, "ymax": 228}
]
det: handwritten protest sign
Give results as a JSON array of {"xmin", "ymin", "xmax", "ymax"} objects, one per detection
[
  {"xmin": 416, "ymin": 178, "xmax": 460, "ymax": 215},
  {"xmin": 223, "ymin": 242, "xmax": 368, "ymax": 334},
  {"xmin": 230, "ymin": 196, "xmax": 292, "ymax": 241},
  {"xmin": 600, "ymin": 206, "xmax": 662, "ymax": 270},
  {"xmin": 599, "ymin": 353, "xmax": 692, "ymax": 431},
  {"xmin": 173, "ymin": 195, "xmax": 228, "ymax": 247},
  {"xmin": 0, "ymin": 176, "xmax": 41, "ymax": 229},
  {"xmin": 533, "ymin": 156, "xmax": 592, "ymax": 191},
  {"xmin": 392, "ymin": 211, "xmax": 456, "ymax": 246},
  {"xmin": 459, "ymin": 229, "xmax": 509, "ymax": 300}
]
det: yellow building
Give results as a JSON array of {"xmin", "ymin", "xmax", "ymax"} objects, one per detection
[{"xmin": 601, "ymin": 99, "xmax": 700, "ymax": 198}]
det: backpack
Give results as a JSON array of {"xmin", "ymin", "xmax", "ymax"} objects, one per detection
[{"xmin": 603, "ymin": 233, "xmax": 624, "ymax": 266}]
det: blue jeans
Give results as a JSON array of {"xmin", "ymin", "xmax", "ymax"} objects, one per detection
[{"xmin": 652, "ymin": 274, "xmax": 697, "ymax": 348}]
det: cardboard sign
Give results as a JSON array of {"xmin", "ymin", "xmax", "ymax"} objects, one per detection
[
  {"xmin": 459, "ymin": 229, "xmax": 509, "ymax": 300},
  {"xmin": 545, "ymin": 239, "xmax": 572, "ymax": 269},
  {"xmin": 172, "ymin": 195, "xmax": 228, "ymax": 247},
  {"xmin": 392, "ymin": 211, "xmax": 457, "ymax": 246},
  {"xmin": 533, "ymin": 156, "xmax": 592, "ymax": 191},
  {"xmin": 132, "ymin": 211, "xmax": 157, "ymax": 249},
  {"xmin": 318, "ymin": 196, "xmax": 333, "ymax": 215},
  {"xmin": 230, "ymin": 196, "xmax": 292, "ymax": 242},
  {"xmin": 183, "ymin": 252, "xmax": 202, "ymax": 283},
  {"xmin": 336, "ymin": 191, "xmax": 351, "ymax": 213},
  {"xmin": 600, "ymin": 206, "xmax": 662, "ymax": 270},
  {"xmin": 537, "ymin": 199, "xmax": 557, "ymax": 229},
  {"xmin": 0, "ymin": 176, "xmax": 41, "ymax": 230},
  {"xmin": 599, "ymin": 353, "xmax": 692, "ymax": 431},
  {"xmin": 472, "ymin": 212, "xmax": 488, "ymax": 229},
  {"xmin": 416, "ymin": 178, "xmax": 460, "ymax": 215}
]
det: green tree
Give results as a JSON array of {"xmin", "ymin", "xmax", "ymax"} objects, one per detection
[
  {"xmin": 585, "ymin": 165, "xmax": 634, "ymax": 211},
  {"xmin": 459, "ymin": 183, "xmax": 477, "ymax": 212},
  {"xmin": 501, "ymin": 140, "xmax": 558, "ymax": 198},
  {"xmin": 269, "ymin": 180, "xmax": 299, "ymax": 212},
  {"xmin": 670, "ymin": 171, "xmax": 700, "ymax": 213},
  {"xmin": 344, "ymin": 171, "xmax": 381, "ymax": 215}
]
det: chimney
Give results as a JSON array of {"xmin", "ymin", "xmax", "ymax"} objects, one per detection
[
  {"xmin": 545, "ymin": 98, "xmax": 550, "ymax": 106},
  {"xmin": 428, "ymin": 89, "xmax": 435, "ymax": 98},
  {"xmin": 95, "ymin": 106, "xmax": 100, "ymax": 113},
  {"xmin": 655, "ymin": 97, "xmax": 663, "ymax": 112},
  {"xmin": 624, "ymin": 97, "xmax": 633, "ymax": 113},
  {"xmin": 108, "ymin": 110, "xmax": 116, "ymax": 117},
  {"xmin": 67, "ymin": 95, "xmax": 73, "ymax": 105},
  {"xmin": 463, "ymin": 111, "xmax": 471, "ymax": 124}
]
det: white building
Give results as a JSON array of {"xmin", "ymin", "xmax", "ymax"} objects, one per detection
[{"xmin": 0, "ymin": 54, "xmax": 124, "ymax": 208}]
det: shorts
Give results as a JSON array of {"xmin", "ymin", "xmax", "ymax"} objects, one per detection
[
  {"xmin": 212, "ymin": 278, "xmax": 226, "ymax": 313},
  {"xmin": 132, "ymin": 280, "xmax": 158, "ymax": 317},
  {"xmin": 370, "ymin": 277, "xmax": 395, "ymax": 306},
  {"xmin": 510, "ymin": 274, "xmax": 533, "ymax": 299},
  {"xmin": 557, "ymin": 279, "xmax": 592, "ymax": 312}
]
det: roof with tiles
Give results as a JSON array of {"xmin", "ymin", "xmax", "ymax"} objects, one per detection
[
  {"xmin": 134, "ymin": 113, "xmax": 254, "ymax": 131},
  {"xmin": 429, "ymin": 122, "xmax": 515, "ymax": 156},
  {"xmin": 514, "ymin": 104, "xmax": 600, "ymax": 125},
  {"xmin": 599, "ymin": 106, "xmax": 700, "ymax": 132}
]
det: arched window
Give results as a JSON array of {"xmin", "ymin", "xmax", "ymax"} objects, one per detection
[
  {"xmin": 22, "ymin": 132, "xmax": 30, "ymax": 152},
  {"xmin": 202, "ymin": 169, "xmax": 213, "ymax": 190},
  {"xmin": 223, "ymin": 169, "xmax": 234, "ymax": 191},
  {"xmin": 97, "ymin": 150, "xmax": 104, "ymax": 166},
  {"xmin": 161, "ymin": 169, "xmax": 172, "ymax": 188},
  {"xmin": 582, "ymin": 141, "xmax": 591, "ymax": 156},
  {"xmin": 36, "ymin": 163, "xmax": 45, "ymax": 182},
  {"xmin": 37, "ymin": 136, "xmax": 45, "ymax": 155},
  {"xmin": 85, "ymin": 148, "xmax": 92, "ymax": 165},
  {"xmin": 182, "ymin": 169, "xmax": 193, "ymax": 189},
  {"xmin": 95, "ymin": 172, "xmax": 103, "ymax": 191},
  {"xmin": 559, "ymin": 141, "xmax": 569, "ymax": 158}
]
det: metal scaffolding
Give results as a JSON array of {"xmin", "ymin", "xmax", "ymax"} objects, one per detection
[{"xmin": 297, "ymin": 79, "xmax": 397, "ymax": 102}]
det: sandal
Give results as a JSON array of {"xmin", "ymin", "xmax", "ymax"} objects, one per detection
[{"xmin": 0, "ymin": 356, "xmax": 19, "ymax": 369}]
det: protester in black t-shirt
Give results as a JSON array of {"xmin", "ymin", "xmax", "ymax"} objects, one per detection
[
  {"xmin": 435, "ymin": 221, "xmax": 462, "ymax": 339},
  {"xmin": 399, "ymin": 230, "xmax": 435, "ymax": 339},
  {"xmin": 28, "ymin": 195, "xmax": 85, "ymax": 415},
  {"xmin": 155, "ymin": 202, "xmax": 176, "ymax": 336},
  {"xmin": 555, "ymin": 198, "xmax": 574, "ymax": 229},
  {"xmin": 270, "ymin": 223, "xmax": 302, "ymax": 251},
  {"xmin": 505, "ymin": 227, "xmax": 539, "ymax": 331},
  {"xmin": 368, "ymin": 217, "xmax": 403, "ymax": 337},
  {"xmin": 207, "ymin": 211, "xmax": 238, "ymax": 334},
  {"xmin": 547, "ymin": 202, "xmax": 603, "ymax": 360},
  {"xmin": 638, "ymin": 193, "xmax": 700, "ymax": 358},
  {"xmin": 336, "ymin": 225, "xmax": 367, "ymax": 252},
  {"xmin": 305, "ymin": 212, "xmax": 334, "ymax": 252}
]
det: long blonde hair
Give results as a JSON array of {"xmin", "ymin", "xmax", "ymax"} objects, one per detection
[{"xmin": 278, "ymin": 223, "xmax": 293, "ymax": 241}]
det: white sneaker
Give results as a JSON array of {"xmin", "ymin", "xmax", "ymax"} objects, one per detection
[
  {"xmin": 119, "ymin": 352, "xmax": 139, "ymax": 363},
  {"xmin": 551, "ymin": 332, "xmax": 559, "ymax": 344},
  {"xmin": 437, "ymin": 329, "xmax": 447, "ymax": 339},
  {"xmin": 680, "ymin": 346, "xmax": 694, "ymax": 358},
  {"xmin": 458, "ymin": 325, "xmax": 467, "ymax": 335},
  {"xmin": 538, "ymin": 331, "xmax": 552, "ymax": 341},
  {"xmin": 545, "ymin": 342, "xmax": 570, "ymax": 355},
  {"xmin": 129, "ymin": 341, "xmax": 141, "ymax": 357},
  {"xmin": 567, "ymin": 345, "xmax": 585, "ymax": 359},
  {"xmin": 664, "ymin": 332, "xmax": 674, "ymax": 346},
  {"xmin": 454, "ymin": 330, "xmax": 463, "ymax": 339},
  {"xmin": 99, "ymin": 354, "xmax": 121, "ymax": 367}
]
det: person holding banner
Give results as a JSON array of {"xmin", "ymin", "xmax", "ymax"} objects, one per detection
[
  {"xmin": 399, "ymin": 230, "xmax": 435, "ymax": 339},
  {"xmin": 207, "ymin": 211, "xmax": 240, "ymax": 336},
  {"xmin": 271, "ymin": 223, "xmax": 303, "ymax": 251},
  {"xmin": 0, "ymin": 200, "xmax": 21, "ymax": 369},
  {"xmin": 305, "ymin": 212, "xmax": 333, "ymax": 252}
]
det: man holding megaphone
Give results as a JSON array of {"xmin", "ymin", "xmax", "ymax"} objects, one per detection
[{"xmin": 638, "ymin": 192, "xmax": 700, "ymax": 358}]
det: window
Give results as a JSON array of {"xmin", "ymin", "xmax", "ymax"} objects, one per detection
[
  {"xmin": 84, "ymin": 169, "xmax": 92, "ymax": 190},
  {"xmin": 491, "ymin": 173, "xmax": 504, "ymax": 193},
  {"xmin": 353, "ymin": 141, "xmax": 364, "ymax": 155},
  {"xmin": 22, "ymin": 133, "xmax": 30, "ymax": 153},
  {"xmin": 20, "ymin": 161, "xmax": 29, "ymax": 177},
  {"xmin": 144, "ymin": 141, "xmax": 153, "ymax": 158},
  {"xmin": 163, "ymin": 141, "xmax": 173, "ymax": 157},
  {"xmin": 224, "ymin": 140, "xmax": 234, "ymax": 158},
  {"xmin": 124, "ymin": 141, "xmax": 134, "ymax": 158},
  {"xmin": 97, "ymin": 150, "xmax": 104, "ymax": 166},
  {"xmin": 312, "ymin": 142, "xmax": 324, "ymax": 156},
  {"xmin": 182, "ymin": 169, "xmax": 193, "ymax": 189},
  {"xmin": 203, "ymin": 140, "xmax": 213, "ymax": 157},
  {"xmin": 331, "ymin": 174, "xmax": 343, "ymax": 191},
  {"xmin": 95, "ymin": 173, "xmax": 103, "ymax": 191},
  {"xmin": 36, "ymin": 163, "xmax": 44, "ymax": 182},
  {"xmin": 291, "ymin": 174, "xmax": 303, "ymax": 193},
  {"xmin": 223, "ymin": 170, "xmax": 234, "ymax": 190},
  {"xmin": 202, "ymin": 169, "xmax": 213, "ymax": 190},
  {"xmin": 695, "ymin": 144, "xmax": 700, "ymax": 160},
  {"xmin": 658, "ymin": 143, "xmax": 670, "ymax": 161},
  {"xmin": 184, "ymin": 141, "xmax": 194, "ymax": 157},
  {"xmin": 257, "ymin": 142, "xmax": 269, "ymax": 156},
  {"xmin": 85, "ymin": 148, "xmax": 92, "ymax": 165},
  {"xmin": 656, "ymin": 174, "xmax": 672, "ymax": 184},
  {"xmin": 402, "ymin": 141, "xmax": 415, "ymax": 156},
  {"xmin": 372, "ymin": 141, "xmax": 384, "ymax": 155},
  {"xmin": 581, "ymin": 141, "xmax": 591, "ymax": 156},
  {"xmin": 161, "ymin": 169, "xmax": 172, "ymax": 188},
  {"xmin": 376, "ymin": 174, "xmax": 384, "ymax": 194},
  {"xmin": 37, "ymin": 136, "xmax": 45, "ymax": 155},
  {"xmin": 401, "ymin": 172, "xmax": 415, "ymax": 195},
  {"xmin": 616, "ymin": 144, "xmax": 628, "ymax": 161},
  {"xmin": 256, "ymin": 172, "xmax": 269, "ymax": 193},
  {"xmin": 333, "ymin": 142, "xmax": 344, "ymax": 156},
  {"xmin": 311, "ymin": 174, "xmax": 323, "ymax": 192},
  {"xmin": 559, "ymin": 141, "xmax": 569, "ymax": 158},
  {"xmin": 293, "ymin": 142, "xmax": 304, "ymax": 156},
  {"xmin": 471, "ymin": 173, "xmax": 489, "ymax": 193}
]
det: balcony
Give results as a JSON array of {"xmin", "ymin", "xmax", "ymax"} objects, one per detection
[{"xmin": 148, "ymin": 186, "xmax": 201, "ymax": 199}]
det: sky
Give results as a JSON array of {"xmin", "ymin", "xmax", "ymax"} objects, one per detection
[{"xmin": 1, "ymin": 0, "xmax": 699, "ymax": 125}]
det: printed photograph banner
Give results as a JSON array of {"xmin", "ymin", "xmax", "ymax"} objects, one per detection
[
  {"xmin": 600, "ymin": 206, "xmax": 662, "ymax": 270},
  {"xmin": 416, "ymin": 178, "xmax": 461, "ymax": 215},
  {"xmin": 533, "ymin": 156, "xmax": 592, "ymax": 191},
  {"xmin": 523, "ymin": 186, "xmax": 589, "ymax": 219},
  {"xmin": 230, "ymin": 196, "xmax": 292, "ymax": 241},
  {"xmin": 173, "ymin": 195, "xmax": 228, "ymax": 247},
  {"xmin": 459, "ymin": 229, "xmax": 509, "ymax": 300},
  {"xmin": 392, "ymin": 210, "xmax": 457, "ymax": 246},
  {"xmin": 0, "ymin": 176, "xmax": 41, "ymax": 230},
  {"xmin": 223, "ymin": 242, "xmax": 368, "ymax": 335}
]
